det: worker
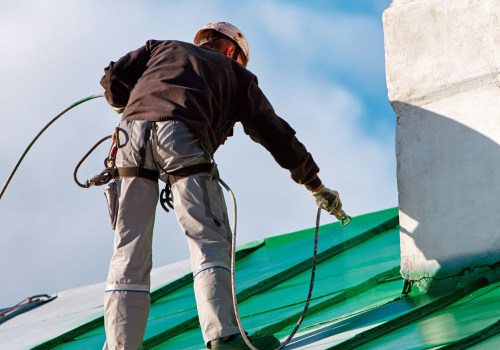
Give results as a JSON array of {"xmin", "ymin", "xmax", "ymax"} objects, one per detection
[{"xmin": 100, "ymin": 22, "xmax": 346, "ymax": 350}]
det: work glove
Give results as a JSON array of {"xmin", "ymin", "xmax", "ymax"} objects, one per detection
[{"xmin": 311, "ymin": 186, "xmax": 350, "ymax": 225}]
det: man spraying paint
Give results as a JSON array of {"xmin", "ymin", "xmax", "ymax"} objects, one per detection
[{"xmin": 100, "ymin": 22, "xmax": 347, "ymax": 350}]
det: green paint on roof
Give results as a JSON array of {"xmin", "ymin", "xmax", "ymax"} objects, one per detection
[{"xmin": 32, "ymin": 207, "xmax": 500, "ymax": 349}]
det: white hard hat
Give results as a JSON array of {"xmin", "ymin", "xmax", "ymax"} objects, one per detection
[{"xmin": 194, "ymin": 22, "xmax": 249, "ymax": 67}]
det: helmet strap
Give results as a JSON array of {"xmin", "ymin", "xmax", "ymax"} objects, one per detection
[{"xmin": 231, "ymin": 45, "xmax": 241, "ymax": 61}]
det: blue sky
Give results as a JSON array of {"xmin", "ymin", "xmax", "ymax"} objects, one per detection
[{"xmin": 0, "ymin": 0, "xmax": 396, "ymax": 307}]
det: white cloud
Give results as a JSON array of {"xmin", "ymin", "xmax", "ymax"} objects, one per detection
[{"xmin": 254, "ymin": 1, "xmax": 385, "ymax": 80}]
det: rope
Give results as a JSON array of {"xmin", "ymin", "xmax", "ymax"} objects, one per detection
[
  {"xmin": 0, "ymin": 93, "xmax": 104, "ymax": 200},
  {"xmin": 219, "ymin": 177, "xmax": 323, "ymax": 350},
  {"xmin": 73, "ymin": 125, "xmax": 123, "ymax": 189},
  {"xmin": 73, "ymin": 135, "xmax": 113, "ymax": 188}
]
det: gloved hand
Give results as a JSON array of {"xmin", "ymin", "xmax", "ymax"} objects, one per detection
[{"xmin": 311, "ymin": 186, "xmax": 347, "ymax": 221}]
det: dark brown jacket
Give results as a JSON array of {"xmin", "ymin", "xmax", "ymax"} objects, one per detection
[{"xmin": 100, "ymin": 40, "xmax": 321, "ymax": 190}]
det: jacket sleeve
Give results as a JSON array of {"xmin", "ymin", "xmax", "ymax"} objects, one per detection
[
  {"xmin": 239, "ymin": 79, "xmax": 322, "ymax": 191},
  {"xmin": 100, "ymin": 41, "xmax": 154, "ymax": 108}
]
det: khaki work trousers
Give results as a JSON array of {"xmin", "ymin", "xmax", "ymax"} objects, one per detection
[{"xmin": 103, "ymin": 120, "xmax": 239, "ymax": 349}]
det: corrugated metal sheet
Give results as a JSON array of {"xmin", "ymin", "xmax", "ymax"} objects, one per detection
[{"xmin": 3, "ymin": 207, "xmax": 500, "ymax": 349}]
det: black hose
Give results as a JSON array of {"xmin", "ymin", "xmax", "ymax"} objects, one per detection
[{"xmin": 219, "ymin": 177, "xmax": 322, "ymax": 350}]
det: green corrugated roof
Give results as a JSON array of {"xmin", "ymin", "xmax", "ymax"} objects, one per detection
[{"xmin": 25, "ymin": 207, "xmax": 500, "ymax": 349}]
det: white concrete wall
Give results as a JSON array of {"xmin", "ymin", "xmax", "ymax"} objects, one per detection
[{"xmin": 383, "ymin": 0, "xmax": 500, "ymax": 292}]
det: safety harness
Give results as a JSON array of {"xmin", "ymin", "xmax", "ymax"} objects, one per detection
[{"xmin": 73, "ymin": 124, "xmax": 218, "ymax": 213}]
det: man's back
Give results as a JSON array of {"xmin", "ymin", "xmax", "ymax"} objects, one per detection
[{"xmin": 101, "ymin": 39, "xmax": 268, "ymax": 153}]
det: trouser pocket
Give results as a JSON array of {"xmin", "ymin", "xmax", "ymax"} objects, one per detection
[{"xmin": 104, "ymin": 181, "xmax": 119, "ymax": 230}]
